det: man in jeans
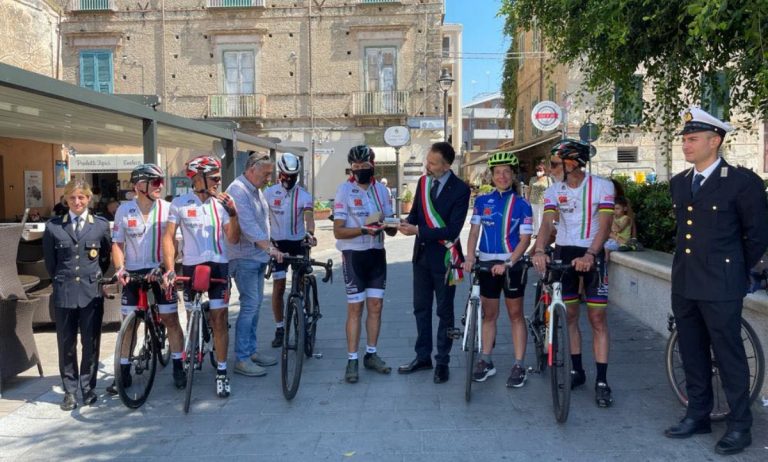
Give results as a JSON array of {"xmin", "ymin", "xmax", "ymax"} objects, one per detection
[{"xmin": 226, "ymin": 152, "xmax": 284, "ymax": 377}]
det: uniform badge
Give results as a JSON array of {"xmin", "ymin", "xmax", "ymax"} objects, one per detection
[
  {"xmin": 683, "ymin": 111, "xmax": 693, "ymax": 122},
  {"xmin": 721, "ymin": 167, "xmax": 728, "ymax": 178},
  {"xmin": 187, "ymin": 209, "xmax": 197, "ymax": 218},
  {"xmin": 89, "ymin": 248, "xmax": 98, "ymax": 259}
]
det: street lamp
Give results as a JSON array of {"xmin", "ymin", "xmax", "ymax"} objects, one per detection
[{"xmin": 438, "ymin": 69, "xmax": 454, "ymax": 142}]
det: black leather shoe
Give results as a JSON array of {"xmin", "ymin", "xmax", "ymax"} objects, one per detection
[
  {"xmin": 398, "ymin": 358, "xmax": 433, "ymax": 374},
  {"xmin": 715, "ymin": 430, "xmax": 751, "ymax": 455},
  {"xmin": 433, "ymin": 364, "xmax": 449, "ymax": 383},
  {"xmin": 82, "ymin": 390, "xmax": 98, "ymax": 406},
  {"xmin": 106, "ymin": 381, "xmax": 118, "ymax": 396},
  {"xmin": 60, "ymin": 392, "xmax": 77, "ymax": 411},
  {"xmin": 664, "ymin": 417, "xmax": 711, "ymax": 439}
]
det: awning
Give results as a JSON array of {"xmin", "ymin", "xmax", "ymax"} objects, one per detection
[{"xmin": 464, "ymin": 132, "xmax": 562, "ymax": 166}]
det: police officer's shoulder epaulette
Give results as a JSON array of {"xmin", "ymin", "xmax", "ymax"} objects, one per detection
[
  {"xmin": 46, "ymin": 215, "xmax": 63, "ymax": 225},
  {"xmin": 729, "ymin": 165, "xmax": 761, "ymax": 181}
]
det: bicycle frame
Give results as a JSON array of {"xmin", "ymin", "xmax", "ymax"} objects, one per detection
[
  {"xmin": 461, "ymin": 272, "xmax": 482, "ymax": 353},
  {"xmin": 545, "ymin": 281, "xmax": 566, "ymax": 367}
]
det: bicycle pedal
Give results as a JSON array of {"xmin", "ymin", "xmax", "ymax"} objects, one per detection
[{"xmin": 446, "ymin": 328, "xmax": 463, "ymax": 340}]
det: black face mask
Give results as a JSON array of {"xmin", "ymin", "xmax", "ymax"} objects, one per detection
[
  {"xmin": 353, "ymin": 168, "xmax": 374, "ymax": 185},
  {"xmin": 281, "ymin": 175, "xmax": 298, "ymax": 190}
]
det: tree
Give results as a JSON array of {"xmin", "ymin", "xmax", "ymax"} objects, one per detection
[{"xmin": 499, "ymin": 0, "xmax": 768, "ymax": 134}]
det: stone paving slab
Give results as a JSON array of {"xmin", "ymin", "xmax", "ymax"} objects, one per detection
[{"xmin": 0, "ymin": 223, "xmax": 766, "ymax": 461}]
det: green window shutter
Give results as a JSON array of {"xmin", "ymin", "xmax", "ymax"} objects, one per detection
[{"xmin": 79, "ymin": 50, "xmax": 113, "ymax": 94}]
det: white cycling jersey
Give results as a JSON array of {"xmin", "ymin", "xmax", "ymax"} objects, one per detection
[
  {"xmin": 333, "ymin": 180, "xmax": 392, "ymax": 252},
  {"xmin": 264, "ymin": 184, "xmax": 313, "ymax": 241},
  {"xmin": 112, "ymin": 199, "xmax": 170, "ymax": 271},
  {"xmin": 168, "ymin": 192, "xmax": 230, "ymax": 265},
  {"xmin": 543, "ymin": 173, "xmax": 615, "ymax": 248}
]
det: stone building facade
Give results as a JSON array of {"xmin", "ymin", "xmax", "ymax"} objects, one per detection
[{"xmin": 57, "ymin": 0, "xmax": 457, "ymax": 200}]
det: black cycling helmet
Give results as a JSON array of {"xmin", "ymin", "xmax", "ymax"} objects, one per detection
[
  {"xmin": 551, "ymin": 138, "xmax": 591, "ymax": 167},
  {"xmin": 348, "ymin": 145, "xmax": 375, "ymax": 164},
  {"xmin": 130, "ymin": 163, "xmax": 164, "ymax": 184}
]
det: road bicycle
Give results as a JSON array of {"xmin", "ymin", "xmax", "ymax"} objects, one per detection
[
  {"xmin": 266, "ymin": 241, "xmax": 333, "ymax": 400},
  {"xmin": 174, "ymin": 265, "xmax": 227, "ymax": 413},
  {"xmin": 665, "ymin": 313, "xmax": 765, "ymax": 421},
  {"xmin": 112, "ymin": 270, "xmax": 171, "ymax": 409}
]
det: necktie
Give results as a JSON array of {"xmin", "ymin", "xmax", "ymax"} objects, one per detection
[
  {"xmin": 74, "ymin": 217, "xmax": 81, "ymax": 238},
  {"xmin": 430, "ymin": 179, "xmax": 440, "ymax": 201},
  {"xmin": 692, "ymin": 174, "xmax": 704, "ymax": 196}
]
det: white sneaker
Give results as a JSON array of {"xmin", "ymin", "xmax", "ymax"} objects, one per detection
[
  {"xmin": 250, "ymin": 352, "xmax": 278, "ymax": 367},
  {"xmin": 234, "ymin": 360, "xmax": 267, "ymax": 377}
]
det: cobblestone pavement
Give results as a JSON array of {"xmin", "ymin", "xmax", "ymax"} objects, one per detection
[{"xmin": 1, "ymin": 221, "xmax": 766, "ymax": 461}]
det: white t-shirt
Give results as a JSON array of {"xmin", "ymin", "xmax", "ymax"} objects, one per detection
[
  {"xmin": 543, "ymin": 174, "xmax": 615, "ymax": 248},
  {"xmin": 333, "ymin": 180, "xmax": 393, "ymax": 252},
  {"xmin": 112, "ymin": 199, "xmax": 170, "ymax": 271},
  {"xmin": 168, "ymin": 192, "xmax": 230, "ymax": 265},
  {"xmin": 264, "ymin": 184, "xmax": 313, "ymax": 241}
]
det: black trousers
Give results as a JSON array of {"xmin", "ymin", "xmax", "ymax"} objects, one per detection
[
  {"xmin": 671, "ymin": 294, "xmax": 752, "ymax": 431},
  {"xmin": 54, "ymin": 299, "xmax": 104, "ymax": 395},
  {"xmin": 413, "ymin": 252, "xmax": 456, "ymax": 365}
]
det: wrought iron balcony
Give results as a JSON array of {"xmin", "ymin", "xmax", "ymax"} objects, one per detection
[
  {"xmin": 352, "ymin": 91, "xmax": 409, "ymax": 116},
  {"xmin": 206, "ymin": 0, "xmax": 266, "ymax": 8},
  {"xmin": 68, "ymin": 0, "xmax": 117, "ymax": 12},
  {"xmin": 208, "ymin": 94, "xmax": 263, "ymax": 119}
]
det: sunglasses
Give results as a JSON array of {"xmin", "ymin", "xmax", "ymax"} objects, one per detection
[
  {"xmin": 148, "ymin": 178, "xmax": 164, "ymax": 187},
  {"xmin": 207, "ymin": 175, "xmax": 222, "ymax": 182}
]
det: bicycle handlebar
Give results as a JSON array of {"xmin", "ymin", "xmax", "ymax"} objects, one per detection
[{"xmin": 265, "ymin": 255, "xmax": 334, "ymax": 284}]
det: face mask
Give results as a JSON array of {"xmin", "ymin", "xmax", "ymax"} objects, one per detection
[
  {"xmin": 281, "ymin": 175, "xmax": 298, "ymax": 190},
  {"xmin": 536, "ymin": 171, "xmax": 545, "ymax": 177},
  {"xmin": 353, "ymin": 168, "xmax": 374, "ymax": 185}
]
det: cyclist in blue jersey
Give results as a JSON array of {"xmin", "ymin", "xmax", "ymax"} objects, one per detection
[{"xmin": 463, "ymin": 152, "xmax": 533, "ymax": 387}]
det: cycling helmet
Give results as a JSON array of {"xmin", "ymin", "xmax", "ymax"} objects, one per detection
[
  {"xmin": 185, "ymin": 155, "xmax": 221, "ymax": 178},
  {"xmin": 551, "ymin": 138, "xmax": 591, "ymax": 166},
  {"xmin": 348, "ymin": 145, "xmax": 375, "ymax": 164},
  {"xmin": 277, "ymin": 153, "xmax": 301, "ymax": 175},
  {"xmin": 487, "ymin": 151, "xmax": 519, "ymax": 169},
  {"xmin": 130, "ymin": 163, "xmax": 164, "ymax": 184}
]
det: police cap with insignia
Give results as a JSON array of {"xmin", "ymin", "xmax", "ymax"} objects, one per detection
[{"xmin": 678, "ymin": 107, "xmax": 733, "ymax": 137}]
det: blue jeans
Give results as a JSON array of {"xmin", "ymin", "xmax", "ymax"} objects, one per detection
[{"xmin": 230, "ymin": 258, "xmax": 267, "ymax": 362}]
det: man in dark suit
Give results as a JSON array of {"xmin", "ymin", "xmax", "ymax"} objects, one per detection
[
  {"xmin": 664, "ymin": 108, "xmax": 768, "ymax": 455},
  {"xmin": 397, "ymin": 142, "xmax": 471, "ymax": 383},
  {"xmin": 43, "ymin": 180, "xmax": 112, "ymax": 411}
]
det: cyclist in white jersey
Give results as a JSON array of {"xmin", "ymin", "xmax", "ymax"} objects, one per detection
[
  {"xmin": 532, "ymin": 139, "xmax": 616, "ymax": 408},
  {"xmin": 108, "ymin": 164, "xmax": 186, "ymax": 394},
  {"xmin": 162, "ymin": 155, "xmax": 240, "ymax": 398},
  {"xmin": 263, "ymin": 153, "xmax": 316, "ymax": 348},
  {"xmin": 334, "ymin": 145, "xmax": 396, "ymax": 383}
]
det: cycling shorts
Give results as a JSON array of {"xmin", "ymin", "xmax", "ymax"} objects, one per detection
[
  {"xmin": 341, "ymin": 249, "xmax": 386, "ymax": 303},
  {"xmin": 182, "ymin": 262, "xmax": 229, "ymax": 310},
  {"xmin": 272, "ymin": 239, "xmax": 304, "ymax": 280},
  {"xmin": 553, "ymin": 245, "xmax": 608, "ymax": 308},
  {"xmin": 477, "ymin": 261, "xmax": 526, "ymax": 300},
  {"xmin": 120, "ymin": 267, "xmax": 179, "ymax": 316}
]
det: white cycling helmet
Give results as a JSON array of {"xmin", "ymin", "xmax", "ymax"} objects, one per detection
[{"xmin": 277, "ymin": 153, "xmax": 301, "ymax": 175}]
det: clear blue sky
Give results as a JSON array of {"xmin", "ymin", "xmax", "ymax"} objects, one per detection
[{"xmin": 445, "ymin": 0, "xmax": 509, "ymax": 105}]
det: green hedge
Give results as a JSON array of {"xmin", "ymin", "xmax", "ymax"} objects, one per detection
[{"xmin": 617, "ymin": 180, "xmax": 676, "ymax": 253}]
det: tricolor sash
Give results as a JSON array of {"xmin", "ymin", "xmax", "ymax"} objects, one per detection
[{"xmin": 419, "ymin": 175, "xmax": 463, "ymax": 285}]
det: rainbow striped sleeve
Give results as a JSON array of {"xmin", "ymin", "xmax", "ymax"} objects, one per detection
[
  {"xmin": 543, "ymin": 197, "xmax": 558, "ymax": 214},
  {"xmin": 598, "ymin": 179, "xmax": 615, "ymax": 214},
  {"xmin": 598, "ymin": 202, "xmax": 614, "ymax": 213}
]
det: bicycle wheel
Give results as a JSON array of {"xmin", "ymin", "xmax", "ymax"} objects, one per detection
[
  {"xmin": 281, "ymin": 296, "xmax": 305, "ymax": 400},
  {"xmin": 184, "ymin": 311, "xmax": 200, "ymax": 414},
  {"xmin": 531, "ymin": 282, "xmax": 547, "ymax": 373},
  {"xmin": 464, "ymin": 298, "xmax": 479, "ymax": 402},
  {"xmin": 201, "ymin": 305, "xmax": 217, "ymax": 370},
  {"xmin": 157, "ymin": 320, "xmax": 171, "ymax": 367},
  {"xmin": 665, "ymin": 318, "xmax": 766, "ymax": 421},
  {"xmin": 304, "ymin": 277, "xmax": 318, "ymax": 358},
  {"xmin": 550, "ymin": 304, "xmax": 572, "ymax": 423},
  {"xmin": 114, "ymin": 311, "xmax": 157, "ymax": 409}
]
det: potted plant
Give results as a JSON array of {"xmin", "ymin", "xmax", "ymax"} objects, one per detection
[
  {"xmin": 313, "ymin": 199, "xmax": 332, "ymax": 221},
  {"xmin": 400, "ymin": 188, "xmax": 414, "ymax": 214}
]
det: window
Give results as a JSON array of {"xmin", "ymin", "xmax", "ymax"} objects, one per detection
[
  {"xmin": 442, "ymin": 36, "xmax": 450, "ymax": 58},
  {"xmin": 223, "ymin": 50, "xmax": 255, "ymax": 94},
  {"xmin": 79, "ymin": 50, "xmax": 113, "ymax": 94},
  {"xmin": 548, "ymin": 84, "xmax": 557, "ymax": 103},
  {"xmin": 517, "ymin": 109, "xmax": 525, "ymax": 144},
  {"xmin": 614, "ymin": 75, "xmax": 643, "ymax": 125},
  {"xmin": 617, "ymin": 147, "xmax": 638, "ymax": 163},
  {"xmin": 531, "ymin": 99, "xmax": 539, "ymax": 138},
  {"xmin": 517, "ymin": 32, "xmax": 525, "ymax": 69},
  {"xmin": 364, "ymin": 47, "xmax": 397, "ymax": 92},
  {"xmin": 532, "ymin": 27, "xmax": 541, "ymax": 52},
  {"xmin": 702, "ymin": 70, "xmax": 729, "ymax": 120}
]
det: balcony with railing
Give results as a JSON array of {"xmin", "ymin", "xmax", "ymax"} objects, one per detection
[
  {"xmin": 206, "ymin": 0, "xmax": 266, "ymax": 8},
  {"xmin": 352, "ymin": 91, "xmax": 409, "ymax": 117},
  {"xmin": 208, "ymin": 94, "xmax": 263, "ymax": 119},
  {"xmin": 68, "ymin": 0, "xmax": 117, "ymax": 12}
]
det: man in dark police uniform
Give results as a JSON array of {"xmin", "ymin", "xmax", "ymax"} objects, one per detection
[{"xmin": 664, "ymin": 107, "xmax": 768, "ymax": 455}]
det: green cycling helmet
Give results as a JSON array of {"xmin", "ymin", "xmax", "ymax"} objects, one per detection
[{"xmin": 488, "ymin": 151, "xmax": 519, "ymax": 168}]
